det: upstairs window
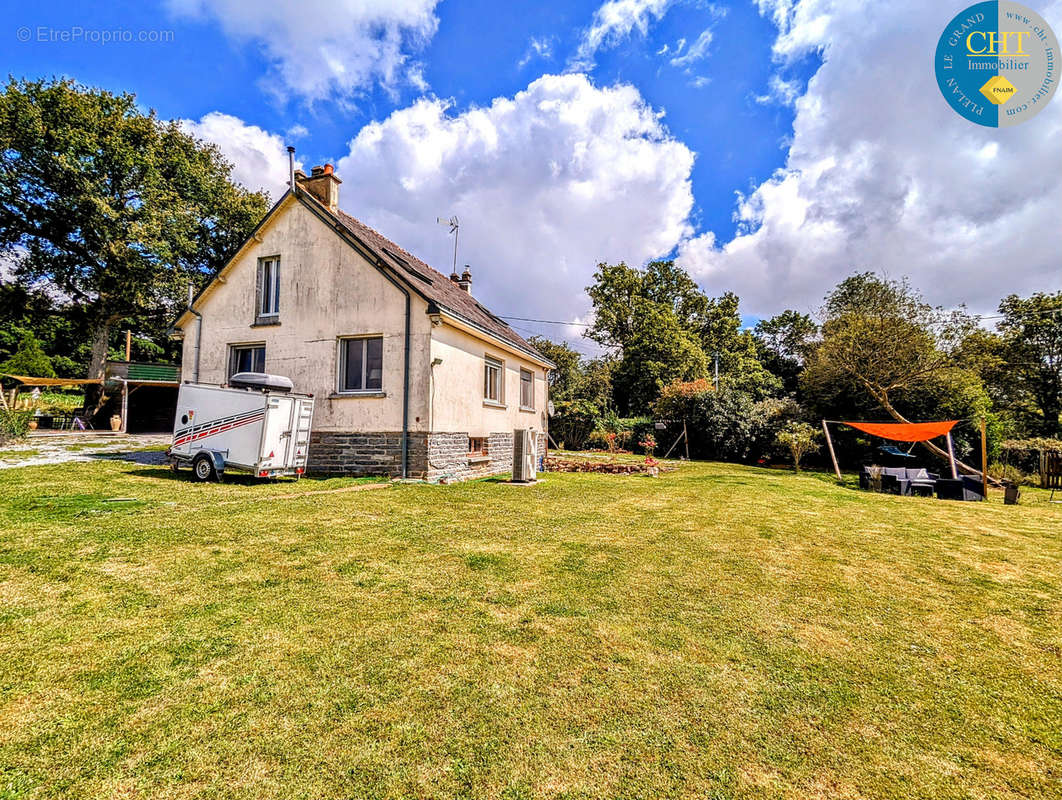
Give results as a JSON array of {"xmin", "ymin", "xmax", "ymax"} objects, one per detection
[
  {"xmin": 229, "ymin": 344, "xmax": 265, "ymax": 378},
  {"xmin": 484, "ymin": 356, "xmax": 503, "ymax": 404},
  {"xmin": 256, "ymin": 257, "xmax": 280, "ymax": 321},
  {"xmin": 520, "ymin": 368, "xmax": 534, "ymax": 410},
  {"xmin": 339, "ymin": 336, "xmax": 384, "ymax": 393}
]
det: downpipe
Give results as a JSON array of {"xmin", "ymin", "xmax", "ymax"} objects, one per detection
[{"xmin": 187, "ymin": 283, "xmax": 203, "ymax": 383}]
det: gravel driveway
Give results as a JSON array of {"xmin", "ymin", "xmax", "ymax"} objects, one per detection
[{"xmin": 0, "ymin": 433, "xmax": 170, "ymax": 470}]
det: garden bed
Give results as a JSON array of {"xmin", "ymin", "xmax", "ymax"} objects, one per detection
[{"xmin": 545, "ymin": 455, "xmax": 665, "ymax": 474}]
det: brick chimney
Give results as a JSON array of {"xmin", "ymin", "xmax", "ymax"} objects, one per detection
[
  {"xmin": 296, "ymin": 163, "xmax": 341, "ymax": 212},
  {"xmin": 458, "ymin": 265, "xmax": 472, "ymax": 293}
]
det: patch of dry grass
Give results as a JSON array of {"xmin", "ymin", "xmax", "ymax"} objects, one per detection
[{"xmin": 0, "ymin": 459, "xmax": 1060, "ymax": 798}]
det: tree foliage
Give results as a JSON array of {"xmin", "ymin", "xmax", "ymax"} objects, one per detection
[
  {"xmin": 755, "ymin": 310, "xmax": 818, "ymax": 394},
  {"xmin": 0, "ymin": 330, "xmax": 55, "ymax": 378},
  {"xmin": 995, "ymin": 292, "xmax": 1062, "ymax": 436},
  {"xmin": 802, "ymin": 273, "xmax": 994, "ymax": 472},
  {"xmin": 610, "ymin": 300, "xmax": 708, "ymax": 414},
  {"xmin": 585, "ymin": 261, "xmax": 776, "ymax": 412},
  {"xmin": 0, "ymin": 78, "xmax": 269, "ymax": 404},
  {"xmin": 803, "ymin": 274, "xmax": 976, "ymax": 417}
]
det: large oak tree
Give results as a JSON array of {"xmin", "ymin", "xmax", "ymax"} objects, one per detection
[
  {"xmin": 0, "ymin": 78, "xmax": 268, "ymax": 407},
  {"xmin": 802, "ymin": 273, "xmax": 991, "ymax": 476}
]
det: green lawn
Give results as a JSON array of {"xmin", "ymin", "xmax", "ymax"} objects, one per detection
[{"xmin": 1, "ymin": 458, "xmax": 1060, "ymax": 799}]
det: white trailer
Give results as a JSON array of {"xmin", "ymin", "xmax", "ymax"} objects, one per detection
[{"xmin": 168, "ymin": 373, "xmax": 315, "ymax": 482}]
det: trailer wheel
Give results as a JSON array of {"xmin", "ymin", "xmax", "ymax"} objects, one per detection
[{"xmin": 191, "ymin": 453, "xmax": 217, "ymax": 482}]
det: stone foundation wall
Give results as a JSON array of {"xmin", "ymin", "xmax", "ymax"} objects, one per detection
[
  {"xmin": 308, "ymin": 429, "xmax": 547, "ymax": 482},
  {"xmin": 426, "ymin": 431, "xmax": 514, "ymax": 481},
  {"xmin": 307, "ymin": 431, "xmax": 427, "ymax": 477}
]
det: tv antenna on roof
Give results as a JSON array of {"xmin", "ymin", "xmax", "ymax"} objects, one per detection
[{"xmin": 436, "ymin": 215, "xmax": 459, "ymax": 277}]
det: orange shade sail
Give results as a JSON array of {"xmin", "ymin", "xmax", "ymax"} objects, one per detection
[{"xmin": 843, "ymin": 421, "xmax": 957, "ymax": 442}]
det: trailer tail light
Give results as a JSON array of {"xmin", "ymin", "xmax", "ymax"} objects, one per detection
[{"xmin": 259, "ymin": 470, "xmax": 269, "ymax": 477}]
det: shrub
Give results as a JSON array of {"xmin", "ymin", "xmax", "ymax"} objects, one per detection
[
  {"xmin": 590, "ymin": 414, "xmax": 656, "ymax": 453},
  {"xmin": 654, "ymin": 380, "xmax": 801, "ymax": 463},
  {"xmin": 550, "ymin": 399, "xmax": 600, "ymax": 451},
  {"xmin": 775, "ymin": 421, "xmax": 821, "ymax": 472},
  {"xmin": 0, "ymin": 409, "xmax": 32, "ymax": 444},
  {"xmin": 0, "ymin": 332, "xmax": 55, "ymax": 379},
  {"xmin": 988, "ymin": 462, "xmax": 1032, "ymax": 486},
  {"xmin": 587, "ymin": 429, "xmax": 632, "ymax": 452},
  {"xmin": 999, "ymin": 438, "xmax": 1062, "ymax": 477},
  {"xmin": 36, "ymin": 390, "xmax": 83, "ymax": 414}
]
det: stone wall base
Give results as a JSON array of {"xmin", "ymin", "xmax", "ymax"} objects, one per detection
[{"xmin": 307, "ymin": 430, "xmax": 547, "ymax": 482}]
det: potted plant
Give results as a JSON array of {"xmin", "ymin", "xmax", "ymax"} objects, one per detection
[{"xmin": 639, "ymin": 434, "xmax": 658, "ymax": 476}]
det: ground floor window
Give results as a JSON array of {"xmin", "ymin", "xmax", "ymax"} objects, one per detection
[
  {"xmin": 228, "ymin": 344, "xmax": 265, "ymax": 378},
  {"xmin": 468, "ymin": 436, "xmax": 488, "ymax": 456},
  {"xmin": 339, "ymin": 336, "xmax": 384, "ymax": 393}
]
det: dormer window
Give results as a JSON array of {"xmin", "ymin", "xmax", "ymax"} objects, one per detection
[{"xmin": 256, "ymin": 256, "xmax": 280, "ymax": 323}]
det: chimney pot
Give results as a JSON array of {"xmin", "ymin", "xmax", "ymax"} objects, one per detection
[
  {"xmin": 295, "ymin": 163, "xmax": 342, "ymax": 212},
  {"xmin": 458, "ymin": 265, "xmax": 472, "ymax": 293}
]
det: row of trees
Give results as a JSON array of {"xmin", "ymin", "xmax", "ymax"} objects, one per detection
[{"xmin": 535, "ymin": 261, "xmax": 1061, "ymax": 470}]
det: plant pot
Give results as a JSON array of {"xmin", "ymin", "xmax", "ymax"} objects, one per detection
[
  {"xmin": 27, "ymin": 420, "xmax": 38, "ymax": 431},
  {"xmin": 1004, "ymin": 483, "xmax": 1020, "ymax": 505},
  {"xmin": 110, "ymin": 415, "xmax": 122, "ymax": 432},
  {"xmin": 646, "ymin": 466, "xmax": 659, "ymax": 477}
]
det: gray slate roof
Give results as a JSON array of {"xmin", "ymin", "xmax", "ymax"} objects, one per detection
[{"xmin": 325, "ymin": 201, "xmax": 547, "ymax": 364}]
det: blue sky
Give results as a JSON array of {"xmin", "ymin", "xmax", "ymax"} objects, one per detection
[
  {"xmin": 3, "ymin": 0, "xmax": 1060, "ymax": 347},
  {"xmin": 4, "ymin": 0, "xmax": 813, "ymax": 240}
]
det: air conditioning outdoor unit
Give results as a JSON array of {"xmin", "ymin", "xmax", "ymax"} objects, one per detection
[{"xmin": 512, "ymin": 428, "xmax": 537, "ymax": 482}]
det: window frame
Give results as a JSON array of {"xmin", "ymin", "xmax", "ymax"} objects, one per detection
[
  {"xmin": 336, "ymin": 335, "xmax": 385, "ymax": 395},
  {"xmin": 468, "ymin": 436, "xmax": 488, "ymax": 458},
  {"xmin": 519, "ymin": 368, "xmax": 535, "ymax": 411},
  {"xmin": 228, "ymin": 343, "xmax": 266, "ymax": 379},
  {"xmin": 483, "ymin": 355, "xmax": 505, "ymax": 406},
  {"xmin": 256, "ymin": 256, "xmax": 281, "ymax": 322}
]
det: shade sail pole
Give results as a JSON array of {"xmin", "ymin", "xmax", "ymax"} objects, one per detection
[
  {"xmin": 120, "ymin": 379, "xmax": 129, "ymax": 434},
  {"xmin": 946, "ymin": 432, "xmax": 958, "ymax": 479},
  {"xmin": 822, "ymin": 420, "xmax": 842, "ymax": 483}
]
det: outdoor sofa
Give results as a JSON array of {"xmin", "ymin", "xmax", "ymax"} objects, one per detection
[{"xmin": 860, "ymin": 466, "xmax": 939, "ymax": 496}]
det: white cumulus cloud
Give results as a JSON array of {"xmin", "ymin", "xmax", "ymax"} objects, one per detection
[
  {"xmin": 165, "ymin": 0, "xmax": 440, "ymax": 101},
  {"xmin": 334, "ymin": 74, "xmax": 695, "ymax": 327},
  {"xmin": 679, "ymin": 0, "xmax": 1062, "ymax": 317},
  {"xmin": 179, "ymin": 112, "xmax": 301, "ymax": 199}
]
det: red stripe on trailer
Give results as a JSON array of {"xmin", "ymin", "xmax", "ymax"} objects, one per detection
[{"xmin": 173, "ymin": 412, "xmax": 264, "ymax": 446}]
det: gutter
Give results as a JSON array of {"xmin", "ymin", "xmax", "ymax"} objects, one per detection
[
  {"xmin": 430, "ymin": 306, "xmax": 556, "ymax": 369},
  {"xmin": 391, "ymin": 282, "xmax": 412, "ymax": 479},
  {"xmin": 186, "ymin": 284, "xmax": 203, "ymax": 383}
]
